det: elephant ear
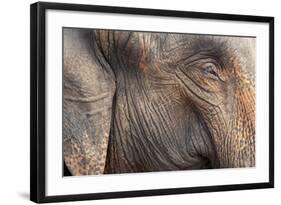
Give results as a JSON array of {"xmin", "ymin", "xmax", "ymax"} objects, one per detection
[{"xmin": 63, "ymin": 28, "xmax": 115, "ymax": 175}]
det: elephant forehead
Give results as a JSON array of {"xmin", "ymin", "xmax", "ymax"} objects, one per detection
[
  {"xmin": 163, "ymin": 35, "xmax": 252, "ymax": 61},
  {"xmin": 95, "ymin": 30, "xmax": 254, "ymax": 54},
  {"xmin": 93, "ymin": 30, "xmax": 255, "ymax": 79},
  {"xmin": 160, "ymin": 34, "xmax": 255, "ymax": 78}
]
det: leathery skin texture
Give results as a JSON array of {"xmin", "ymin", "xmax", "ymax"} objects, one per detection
[{"xmin": 63, "ymin": 28, "xmax": 255, "ymax": 176}]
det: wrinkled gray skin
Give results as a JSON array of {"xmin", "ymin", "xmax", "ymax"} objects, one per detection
[{"xmin": 63, "ymin": 28, "xmax": 255, "ymax": 176}]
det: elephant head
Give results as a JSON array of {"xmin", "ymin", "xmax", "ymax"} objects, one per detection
[{"xmin": 63, "ymin": 28, "xmax": 255, "ymax": 175}]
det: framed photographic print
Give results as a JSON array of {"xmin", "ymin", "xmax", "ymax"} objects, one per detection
[{"xmin": 30, "ymin": 1, "xmax": 274, "ymax": 203}]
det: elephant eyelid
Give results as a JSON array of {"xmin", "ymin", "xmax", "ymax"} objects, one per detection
[{"xmin": 202, "ymin": 62, "xmax": 220, "ymax": 80}]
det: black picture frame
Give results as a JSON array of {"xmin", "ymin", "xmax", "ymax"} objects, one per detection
[{"xmin": 30, "ymin": 1, "xmax": 274, "ymax": 203}]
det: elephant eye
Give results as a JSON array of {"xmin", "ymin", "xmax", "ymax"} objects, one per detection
[{"xmin": 202, "ymin": 62, "xmax": 219, "ymax": 80}]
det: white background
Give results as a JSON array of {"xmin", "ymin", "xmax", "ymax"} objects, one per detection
[{"xmin": 0, "ymin": 0, "xmax": 278, "ymax": 204}]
